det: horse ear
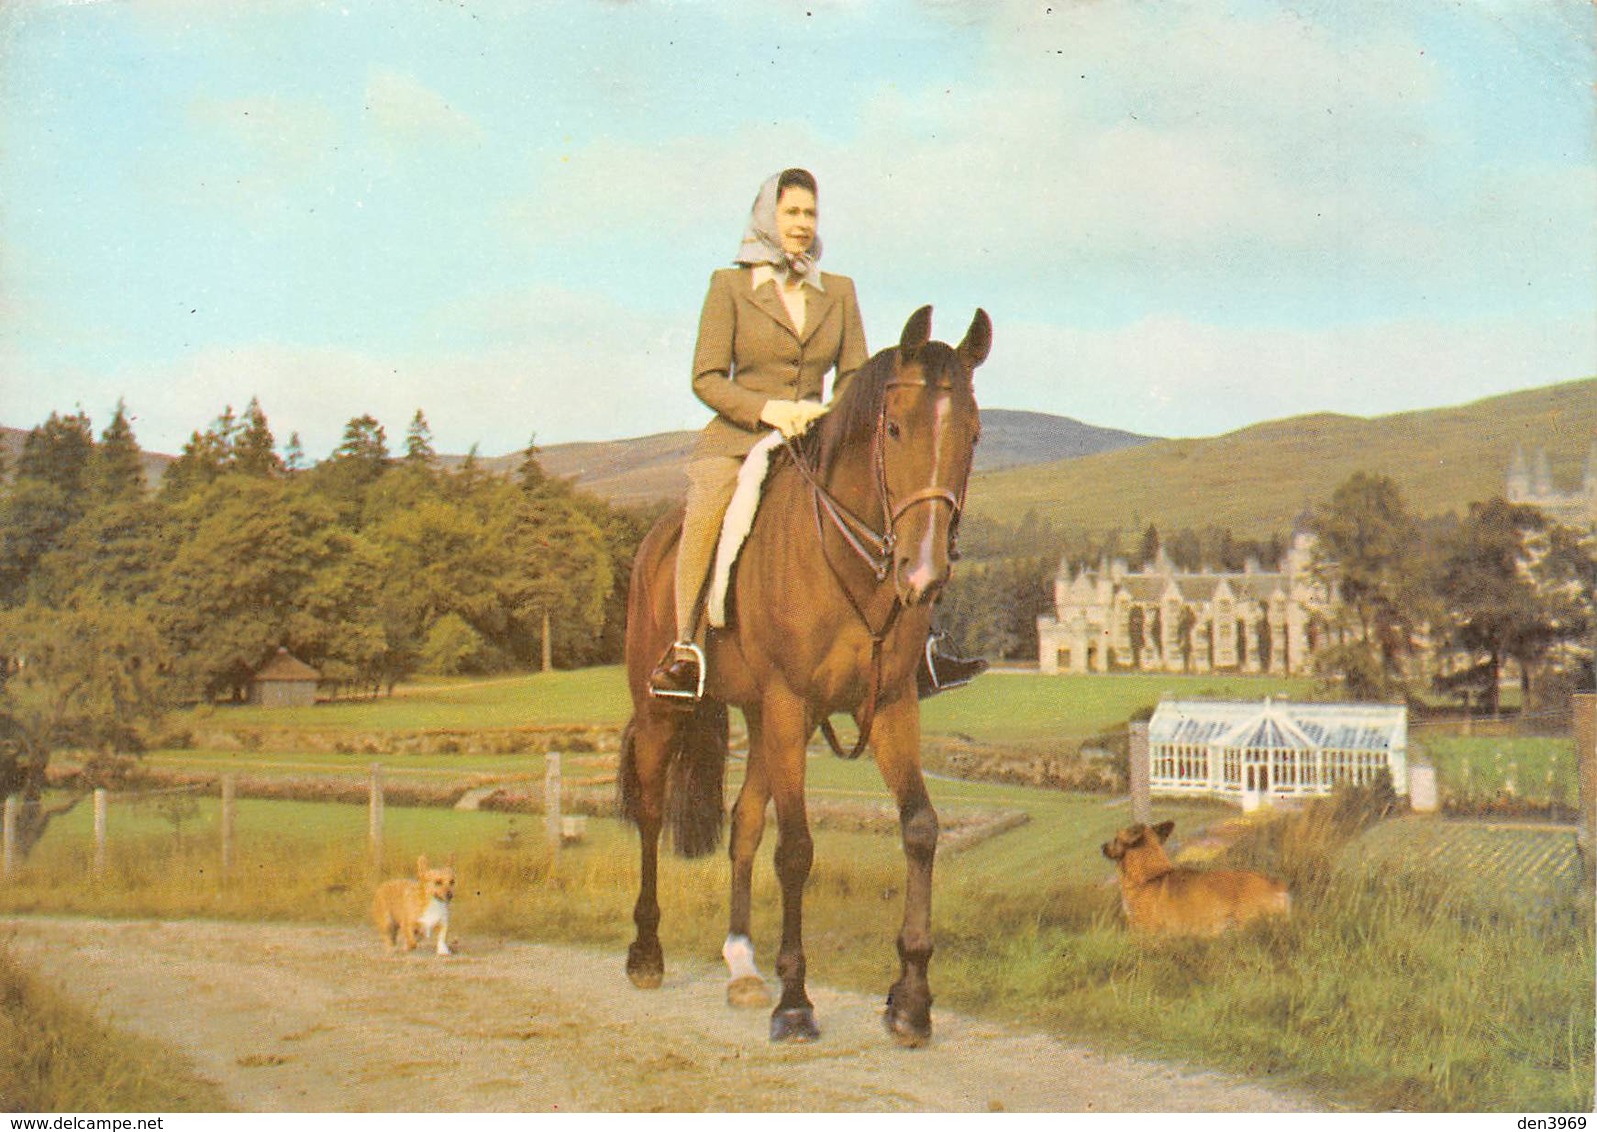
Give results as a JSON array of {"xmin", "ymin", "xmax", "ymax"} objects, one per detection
[
  {"xmin": 957, "ymin": 309, "xmax": 992, "ymax": 370},
  {"xmin": 899, "ymin": 305, "xmax": 933, "ymax": 360}
]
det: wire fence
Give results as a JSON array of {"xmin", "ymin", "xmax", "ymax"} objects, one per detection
[{"xmin": 1, "ymin": 752, "xmax": 582, "ymax": 882}]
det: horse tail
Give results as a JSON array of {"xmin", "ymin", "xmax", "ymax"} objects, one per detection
[
  {"xmin": 665, "ymin": 698, "xmax": 728, "ymax": 858},
  {"xmin": 616, "ymin": 699, "xmax": 728, "ymax": 859},
  {"xmin": 618, "ymin": 716, "xmax": 642, "ymax": 829}
]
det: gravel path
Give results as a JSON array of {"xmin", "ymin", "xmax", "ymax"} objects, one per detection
[{"xmin": 3, "ymin": 917, "xmax": 1323, "ymax": 1113}]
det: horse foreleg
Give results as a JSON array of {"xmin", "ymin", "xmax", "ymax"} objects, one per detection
[
  {"xmin": 872, "ymin": 694, "xmax": 938, "ymax": 1047},
  {"xmin": 625, "ymin": 716, "xmax": 673, "ymax": 989},
  {"xmin": 725, "ymin": 707, "xmax": 773, "ymax": 1008},
  {"xmin": 763, "ymin": 688, "xmax": 819, "ymax": 1042}
]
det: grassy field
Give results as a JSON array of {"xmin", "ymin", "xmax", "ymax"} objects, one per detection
[
  {"xmin": 5, "ymin": 670, "xmax": 1592, "ymax": 1112},
  {"xmin": 1412, "ymin": 733, "xmax": 1582, "ymax": 811},
  {"xmin": 184, "ymin": 670, "xmax": 633, "ymax": 731},
  {"xmin": 180, "ymin": 666, "xmax": 1317, "ymax": 743}
]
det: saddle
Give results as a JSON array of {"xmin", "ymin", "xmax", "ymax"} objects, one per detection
[{"xmin": 705, "ymin": 430, "xmax": 785, "ymax": 629}]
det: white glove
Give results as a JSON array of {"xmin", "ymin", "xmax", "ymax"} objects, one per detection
[{"xmin": 759, "ymin": 399, "xmax": 830, "ymax": 439}]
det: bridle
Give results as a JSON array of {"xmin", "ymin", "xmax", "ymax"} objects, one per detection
[{"xmin": 780, "ymin": 369, "xmax": 973, "ymax": 758}]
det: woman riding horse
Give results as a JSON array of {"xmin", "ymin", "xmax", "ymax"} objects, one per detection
[{"xmin": 647, "ymin": 167, "xmax": 986, "ymax": 702}]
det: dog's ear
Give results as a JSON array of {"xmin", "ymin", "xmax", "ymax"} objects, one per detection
[
  {"xmin": 1153, "ymin": 821, "xmax": 1175, "ymax": 843},
  {"xmin": 417, "ymin": 855, "xmax": 430, "ymax": 876},
  {"xmin": 1101, "ymin": 840, "xmax": 1121, "ymax": 861}
]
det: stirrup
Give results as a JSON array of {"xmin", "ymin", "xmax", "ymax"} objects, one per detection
[
  {"xmin": 648, "ymin": 641, "xmax": 706, "ymax": 704},
  {"xmin": 918, "ymin": 633, "xmax": 987, "ymax": 699}
]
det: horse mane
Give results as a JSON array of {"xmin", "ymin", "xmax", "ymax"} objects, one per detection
[{"xmin": 802, "ymin": 341, "xmax": 971, "ymax": 475}]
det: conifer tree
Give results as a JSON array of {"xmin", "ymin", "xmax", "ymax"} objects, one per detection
[
  {"xmin": 232, "ymin": 397, "xmax": 283, "ymax": 478},
  {"xmin": 88, "ymin": 400, "xmax": 146, "ymax": 503},
  {"xmin": 403, "ymin": 410, "xmax": 437, "ymax": 468}
]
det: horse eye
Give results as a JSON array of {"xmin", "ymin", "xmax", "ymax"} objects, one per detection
[{"xmin": 886, "ymin": 421, "xmax": 902, "ymax": 440}]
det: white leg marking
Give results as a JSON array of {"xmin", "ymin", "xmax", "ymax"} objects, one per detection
[{"xmin": 722, "ymin": 934, "xmax": 762, "ymax": 981}]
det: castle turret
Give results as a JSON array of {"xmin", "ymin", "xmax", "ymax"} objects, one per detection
[
  {"xmin": 1507, "ymin": 445, "xmax": 1531, "ymax": 503},
  {"xmin": 1532, "ymin": 448, "xmax": 1554, "ymax": 499}
]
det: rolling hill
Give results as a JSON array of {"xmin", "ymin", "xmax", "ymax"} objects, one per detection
[
  {"xmin": 4, "ymin": 379, "xmax": 1591, "ymax": 541},
  {"xmin": 523, "ymin": 408, "xmax": 1149, "ymax": 505},
  {"xmin": 965, "ymin": 377, "xmax": 1597, "ymax": 539}
]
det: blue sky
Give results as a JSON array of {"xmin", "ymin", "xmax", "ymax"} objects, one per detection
[{"xmin": 1, "ymin": 0, "xmax": 1592, "ymax": 460}]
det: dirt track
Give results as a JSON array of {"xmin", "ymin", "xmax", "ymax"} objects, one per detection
[{"xmin": 3, "ymin": 917, "xmax": 1323, "ymax": 1113}]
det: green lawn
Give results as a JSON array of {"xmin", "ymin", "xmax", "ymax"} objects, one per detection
[
  {"xmin": 183, "ymin": 666, "xmax": 1318, "ymax": 744},
  {"xmin": 189, "ymin": 669, "xmax": 632, "ymax": 731}
]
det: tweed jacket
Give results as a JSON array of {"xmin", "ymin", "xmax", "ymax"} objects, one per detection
[{"xmin": 690, "ymin": 266, "xmax": 869, "ymax": 460}]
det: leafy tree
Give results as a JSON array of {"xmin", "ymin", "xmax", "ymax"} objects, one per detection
[
  {"xmin": 33, "ymin": 497, "xmax": 173, "ymax": 608},
  {"xmin": 1528, "ymin": 523, "xmax": 1597, "ymax": 697},
  {"xmin": 310, "ymin": 414, "xmax": 392, "ymax": 526},
  {"xmin": 16, "ymin": 411, "xmax": 94, "ymax": 497},
  {"xmin": 1137, "ymin": 524, "xmax": 1160, "ymax": 568},
  {"xmin": 1435, "ymin": 498, "xmax": 1556, "ymax": 714},
  {"xmin": 160, "ymin": 407, "xmax": 240, "ymax": 500},
  {"xmin": 418, "ymin": 612, "xmax": 495, "ymax": 675},
  {"xmin": 1310, "ymin": 472, "xmax": 1427, "ymax": 699},
  {"xmin": 153, "ymin": 476, "xmax": 374, "ymax": 700},
  {"xmin": 0, "ymin": 599, "xmax": 169, "ymax": 858}
]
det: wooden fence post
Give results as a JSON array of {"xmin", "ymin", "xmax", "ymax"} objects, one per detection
[
  {"xmin": 221, "ymin": 775, "xmax": 236, "ymax": 879},
  {"xmin": 1128, "ymin": 721, "xmax": 1151, "ymax": 825},
  {"xmin": 544, "ymin": 752, "xmax": 562, "ymax": 853},
  {"xmin": 369, "ymin": 764, "xmax": 385, "ymax": 870},
  {"xmin": 93, "ymin": 788, "xmax": 108, "ymax": 877},
  {"xmin": 2, "ymin": 796, "xmax": 16, "ymax": 881}
]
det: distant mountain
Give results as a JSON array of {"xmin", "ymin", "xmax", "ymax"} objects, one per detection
[
  {"xmin": 966, "ymin": 377, "xmax": 1597, "ymax": 539},
  {"xmin": 520, "ymin": 409, "xmax": 1151, "ymax": 505}
]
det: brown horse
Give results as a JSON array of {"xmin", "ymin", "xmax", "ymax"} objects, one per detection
[{"xmin": 619, "ymin": 305, "xmax": 990, "ymax": 1046}]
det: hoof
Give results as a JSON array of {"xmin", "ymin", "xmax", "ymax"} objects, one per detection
[
  {"xmin": 626, "ymin": 942, "xmax": 663, "ymax": 990},
  {"xmin": 769, "ymin": 1006, "xmax": 820, "ymax": 1043},
  {"xmin": 727, "ymin": 975, "xmax": 773, "ymax": 1009},
  {"xmin": 884, "ymin": 989, "xmax": 932, "ymax": 1048}
]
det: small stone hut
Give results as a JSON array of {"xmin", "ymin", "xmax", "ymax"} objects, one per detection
[
  {"xmin": 249, "ymin": 647, "xmax": 322, "ymax": 708},
  {"xmin": 1147, "ymin": 698, "xmax": 1408, "ymax": 809}
]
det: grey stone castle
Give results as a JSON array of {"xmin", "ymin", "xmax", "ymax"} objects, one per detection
[{"xmin": 1506, "ymin": 443, "xmax": 1597, "ymax": 531}]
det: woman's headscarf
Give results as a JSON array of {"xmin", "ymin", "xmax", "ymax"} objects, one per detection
[{"xmin": 734, "ymin": 172, "xmax": 824, "ymax": 290}]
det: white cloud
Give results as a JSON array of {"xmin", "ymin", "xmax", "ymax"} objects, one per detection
[
  {"xmin": 363, "ymin": 69, "xmax": 485, "ymax": 152},
  {"xmin": 984, "ymin": 312, "xmax": 1597, "ymax": 439}
]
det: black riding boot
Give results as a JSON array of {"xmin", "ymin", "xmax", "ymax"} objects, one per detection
[
  {"xmin": 648, "ymin": 641, "xmax": 705, "ymax": 705},
  {"xmin": 916, "ymin": 633, "xmax": 988, "ymax": 699}
]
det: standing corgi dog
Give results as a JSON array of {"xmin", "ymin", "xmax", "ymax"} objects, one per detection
[
  {"xmin": 372, "ymin": 855, "xmax": 456, "ymax": 955},
  {"xmin": 1101, "ymin": 821, "xmax": 1289, "ymax": 936}
]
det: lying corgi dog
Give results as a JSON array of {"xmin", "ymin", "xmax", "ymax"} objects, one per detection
[
  {"xmin": 1101, "ymin": 821, "xmax": 1289, "ymax": 936},
  {"xmin": 372, "ymin": 855, "xmax": 456, "ymax": 955}
]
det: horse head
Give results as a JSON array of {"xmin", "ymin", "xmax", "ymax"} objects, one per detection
[{"xmin": 884, "ymin": 306, "xmax": 990, "ymax": 607}]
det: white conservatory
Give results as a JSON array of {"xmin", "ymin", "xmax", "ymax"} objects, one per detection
[{"xmin": 1147, "ymin": 698, "xmax": 1408, "ymax": 808}]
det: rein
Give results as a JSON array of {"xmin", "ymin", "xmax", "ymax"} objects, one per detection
[{"xmin": 780, "ymin": 375, "xmax": 968, "ymax": 760}]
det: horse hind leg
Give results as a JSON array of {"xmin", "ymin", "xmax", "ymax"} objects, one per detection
[{"xmin": 621, "ymin": 715, "xmax": 672, "ymax": 989}]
